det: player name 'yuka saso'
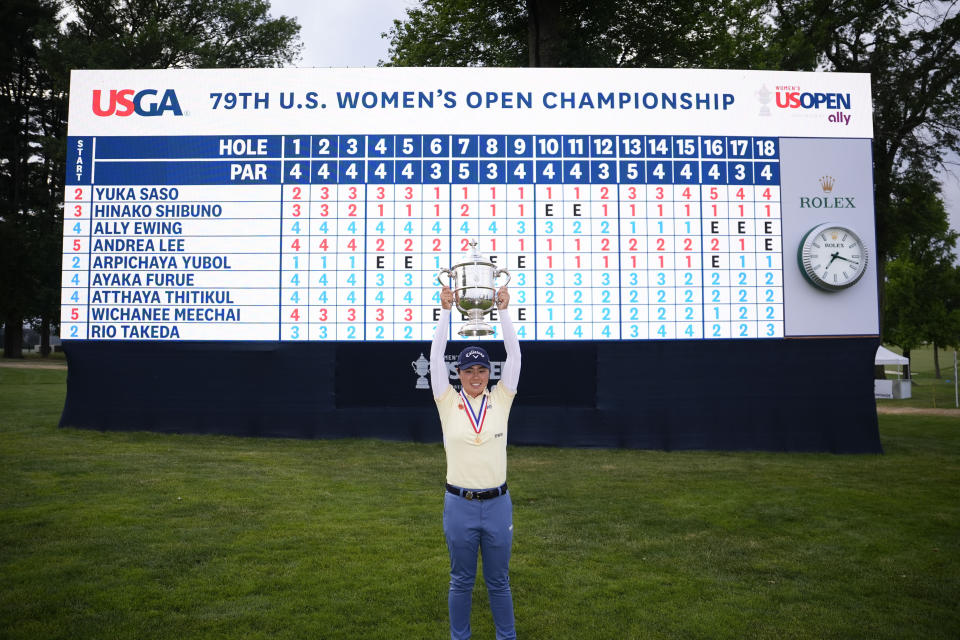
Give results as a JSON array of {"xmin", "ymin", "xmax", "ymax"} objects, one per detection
[{"xmin": 94, "ymin": 187, "xmax": 180, "ymax": 200}]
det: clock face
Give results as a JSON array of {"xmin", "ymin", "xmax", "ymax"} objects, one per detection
[{"xmin": 798, "ymin": 223, "xmax": 869, "ymax": 291}]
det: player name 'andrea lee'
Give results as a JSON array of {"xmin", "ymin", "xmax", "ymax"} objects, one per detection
[{"xmin": 92, "ymin": 238, "xmax": 185, "ymax": 252}]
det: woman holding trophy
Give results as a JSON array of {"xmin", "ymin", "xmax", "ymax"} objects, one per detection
[{"xmin": 430, "ymin": 274, "xmax": 520, "ymax": 640}]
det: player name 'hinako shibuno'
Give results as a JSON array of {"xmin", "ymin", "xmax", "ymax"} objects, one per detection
[{"xmin": 92, "ymin": 204, "xmax": 222, "ymax": 217}]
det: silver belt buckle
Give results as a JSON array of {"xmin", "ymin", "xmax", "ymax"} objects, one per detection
[{"xmin": 464, "ymin": 490, "xmax": 474, "ymax": 500}]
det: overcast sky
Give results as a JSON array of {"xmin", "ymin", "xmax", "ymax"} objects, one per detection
[
  {"xmin": 270, "ymin": 0, "xmax": 960, "ymax": 238},
  {"xmin": 268, "ymin": 0, "xmax": 414, "ymax": 67}
]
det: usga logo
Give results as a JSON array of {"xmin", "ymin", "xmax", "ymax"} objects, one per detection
[{"xmin": 92, "ymin": 89, "xmax": 183, "ymax": 117}]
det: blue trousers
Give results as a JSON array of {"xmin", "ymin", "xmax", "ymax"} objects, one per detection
[{"xmin": 443, "ymin": 490, "xmax": 516, "ymax": 640}]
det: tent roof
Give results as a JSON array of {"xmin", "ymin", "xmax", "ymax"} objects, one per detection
[{"xmin": 876, "ymin": 346, "xmax": 909, "ymax": 365}]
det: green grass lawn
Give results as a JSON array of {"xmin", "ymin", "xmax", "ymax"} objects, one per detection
[
  {"xmin": 0, "ymin": 349, "xmax": 67, "ymax": 360},
  {"xmin": 1, "ymin": 366, "xmax": 958, "ymax": 639}
]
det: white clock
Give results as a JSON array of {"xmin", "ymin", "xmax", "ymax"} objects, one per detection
[{"xmin": 797, "ymin": 223, "xmax": 869, "ymax": 291}]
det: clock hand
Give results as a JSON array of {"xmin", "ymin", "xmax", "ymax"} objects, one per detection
[
  {"xmin": 834, "ymin": 255, "xmax": 859, "ymax": 265},
  {"xmin": 824, "ymin": 252, "xmax": 840, "ymax": 270}
]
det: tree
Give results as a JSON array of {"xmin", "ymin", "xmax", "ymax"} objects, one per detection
[
  {"xmin": 0, "ymin": 0, "xmax": 302, "ymax": 358},
  {"xmin": 383, "ymin": 0, "xmax": 527, "ymax": 67},
  {"xmin": 766, "ymin": 0, "xmax": 960, "ymax": 327},
  {"xmin": 383, "ymin": 0, "xmax": 773, "ymax": 69},
  {"xmin": 60, "ymin": 0, "xmax": 301, "ymax": 68},
  {"xmin": 0, "ymin": 0, "xmax": 63, "ymax": 358},
  {"xmin": 883, "ymin": 169, "xmax": 960, "ymax": 376}
]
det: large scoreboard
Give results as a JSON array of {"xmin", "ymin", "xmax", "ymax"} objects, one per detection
[
  {"xmin": 59, "ymin": 68, "xmax": 882, "ymax": 452},
  {"xmin": 63, "ymin": 68, "xmax": 877, "ymax": 343}
]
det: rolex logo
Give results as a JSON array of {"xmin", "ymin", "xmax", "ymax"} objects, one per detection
[{"xmin": 801, "ymin": 176, "xmax": 854, "ymax": 209}]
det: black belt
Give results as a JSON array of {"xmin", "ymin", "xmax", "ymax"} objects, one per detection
[{"xmin": 446, "ymin": 482, "xmax": 508, "ymax": 501}]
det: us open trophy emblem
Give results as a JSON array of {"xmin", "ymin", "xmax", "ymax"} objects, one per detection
[
  {"xmin": 411, "ymin": 354, "xmax": 431, "ymax": 390},
  {"xmin": 437, "ymin": 241, "xmax": 511, "ymax": 337}
]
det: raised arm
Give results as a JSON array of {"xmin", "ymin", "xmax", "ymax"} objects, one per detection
[
  {"xmin": 497, "ymin": 287, "xmax": 521, "ymax": 392},
  {"xmin": 430, "ymin": 286, "xmax": 454, "ymax": 398}
]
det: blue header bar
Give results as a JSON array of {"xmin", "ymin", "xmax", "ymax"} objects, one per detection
[
  {"xmin": 95, "ymin": 136, "xmax": 283, "ymax": 159},
  {"xmin": 66, "ymin": 135, "xmax": 781, "ymax": 185},
  {"xmin": 66, "ymin": 136, "xmax": 94, "ymax": 185},
  {"xmin": 94, "ymin": 160, "xmax": 281, "ymax": 185}
]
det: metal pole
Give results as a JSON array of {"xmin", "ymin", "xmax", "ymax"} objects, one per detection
[{"xmin": 954, "ymin": 350, "xmax": 958, "ymax": 409}]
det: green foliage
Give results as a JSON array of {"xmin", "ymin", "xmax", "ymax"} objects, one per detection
[
  {"xmin": 768, "ymin": 0, "xmax": 960, "ymax": 267},
  {"xmin": 885, "ymin": 257, "xmax": 960, "ymax": 350},
  {"xmin": 879, "ymin": 343, "xmax": 960, "ymax": 407},
  {"xmin": 0, "ymin": 0, "xmax": 64, "ymax": 357},
  {"xmin": 586, "ymin": 0, "xmax": 774, "ymax": 69},
  {"xmin": 1, "ymin": 367, "xmax": 958, "ymax": 639},
  {"xmin": 883, "ymin": 170, "xmax": 960, "ymax": 350},
  {"xmin": 61, "ymin": 0, "xmax": 302, "ymax": 69},
  {"xmin": 384, "ymin": 0, "xmax": 528, "ymax": 67},
  {"xmin": 0, "ymin": 0, "xmax": 302, "ymax": 356},
  {"xmin": 383, "ymin": 0, "xmax": 774, "ymax": 68}
]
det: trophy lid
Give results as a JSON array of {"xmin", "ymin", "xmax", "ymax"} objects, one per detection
[{"xmin": 449, "ymin": 240, "xmax": 495, "ymax": 268}]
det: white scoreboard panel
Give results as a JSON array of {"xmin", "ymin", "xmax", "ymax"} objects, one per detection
[{"xmin": 62, "ymin": 68, "xmax": 875, "ymax": 342}]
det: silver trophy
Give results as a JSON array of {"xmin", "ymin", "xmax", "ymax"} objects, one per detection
[{"xmin": 438, "ymin": 241, "xmax": 511, "ymax": 337}]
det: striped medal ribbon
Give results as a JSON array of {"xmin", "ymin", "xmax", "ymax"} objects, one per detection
[{"xmin": 459, "ymin": 389, "xmax": 488, "ymax": 444}]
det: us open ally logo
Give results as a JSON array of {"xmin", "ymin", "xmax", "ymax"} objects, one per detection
[
  {"xmin": 765, "ymin": 84, "xmax": 853, "ymax": 126},
  {"xmin": 92, "ymin": 89, "xmax": 183, "ymax": 117}
]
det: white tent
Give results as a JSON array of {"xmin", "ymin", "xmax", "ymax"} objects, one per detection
[
  {"xmin": 875, "ymin": 346, "xmax": 909, "ymax": 366},
  {"xmin": 875, "ymin": 346, "xmax": 911, "ymax": 399}
]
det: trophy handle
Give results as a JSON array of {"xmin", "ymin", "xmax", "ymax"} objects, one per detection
[
  {"xmin": 436, "ymin": 267, "xmax": 453, "ymax": 287},
  {"xmin": 494, "ymin": 268, "xmax": 511, "ymax": 287}
]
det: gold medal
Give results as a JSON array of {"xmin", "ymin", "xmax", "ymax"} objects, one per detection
[{"xmin": 460, "ymin": 390, "xmax": 488, "ymax": 446}]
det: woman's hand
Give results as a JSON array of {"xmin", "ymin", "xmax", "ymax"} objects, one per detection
[
  {"xmin": 441, "ymin": 285, "xmax": 454, "ymax": 310},
  {"xmin": 496, "ymin": 286, "xmax": 509, "ymax": 310}
]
